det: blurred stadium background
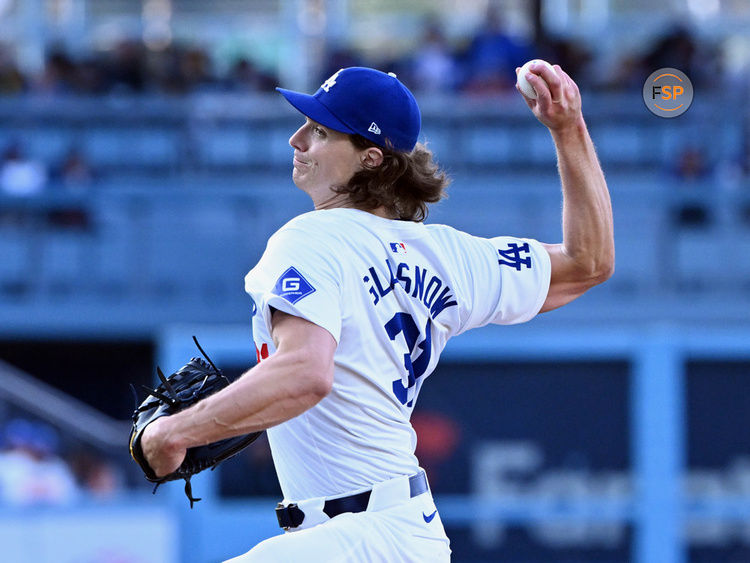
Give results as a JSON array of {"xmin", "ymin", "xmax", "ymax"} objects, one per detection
[{"xmin": 1, "ymin": 0, "xmax": 749, "ymax": 561}]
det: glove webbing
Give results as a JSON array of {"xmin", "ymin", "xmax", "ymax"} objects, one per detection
[{"xmin": 150, "ymin": 477, "xmax": 202, "ymax": 508}]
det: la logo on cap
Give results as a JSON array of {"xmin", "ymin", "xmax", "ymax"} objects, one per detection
[{"xmin": 321, "ymin": 69, "xmax": 343, "ymax": 92}]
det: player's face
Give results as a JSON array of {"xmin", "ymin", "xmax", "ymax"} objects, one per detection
[{"xmin": 288, "ymin": 118, "xmax": 364, "ymax": 201}]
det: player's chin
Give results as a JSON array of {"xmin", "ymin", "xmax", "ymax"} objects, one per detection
[{"xmin": 291, "ymin": 170, "xmax": 308, "ymax": 190}]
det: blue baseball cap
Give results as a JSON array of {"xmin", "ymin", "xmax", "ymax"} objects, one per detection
[{"xmin": 276, "ymin": 67, "xmax": 421, "ymax": 153}]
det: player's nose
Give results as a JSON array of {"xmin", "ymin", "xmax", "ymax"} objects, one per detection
[{"xmin": 289, "ymin": 124, "xmax": 307, "ymax": 151}]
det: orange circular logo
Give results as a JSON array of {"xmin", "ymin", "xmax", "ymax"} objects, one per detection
[{"xmin": 643, "ymin": 68, "xmax": 693, "ymax": 118}]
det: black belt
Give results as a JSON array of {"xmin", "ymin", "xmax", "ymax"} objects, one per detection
[{"xmin": 276, "ymin": 471, "xmax": 428, "ymax": 530}]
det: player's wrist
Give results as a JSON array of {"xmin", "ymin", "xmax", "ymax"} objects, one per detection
[
  {"xmin": 147, "ymin": 415, "xmax": 186, "ymax": 453},
  {"xmin": 549, "ymin": 115, "xmax": 587, "ymax": 140}
]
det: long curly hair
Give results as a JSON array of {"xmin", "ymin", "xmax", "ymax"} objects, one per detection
[{"xmin": 332, "ymin": 135, "xmax": 450, "ymax": 222}]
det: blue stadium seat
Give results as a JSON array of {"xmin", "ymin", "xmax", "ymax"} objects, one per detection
[
  {"xmin": 0, "ymin": 229, "xmax": 31, "ymax": 287},
  {"xmin": 590, "ymin": 125, "xmax": 643, "ymax": 165},
  {"xmin": 526, "ymin": 128, "xmax": 556, "ymax": 165},
  {"xmin": 194, "ymin": 126, "xmax": 270, "ymax": 167},
  {"xmin": 268, "ymin": 126, "xmax": 298, "ymax": 166},
  {"xmin": 675, "ymin": 227, "xmax": 750, "ymax": 289},
  {"xmin": 39, "ymin": 231, "xmax": 90, "ymax": 292},
  {"xmin": 419, "ymin": 124, "xmax": 456, "ymax": 164},
  {"xmin": 463, "ymin": 127, "xmax": 514, "ymax": 165},
  {"xmin": 24, "ymin": 128, "xmax": 75, "ymax": 163},
  {"xmin": 82, "ymin": 128, "xmax": 179, "ymax": 168}
]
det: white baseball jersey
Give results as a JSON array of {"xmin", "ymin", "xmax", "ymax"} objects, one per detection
[{"xmin": 244, "ymin": 208, "xmax": 550, "ymax": 501}]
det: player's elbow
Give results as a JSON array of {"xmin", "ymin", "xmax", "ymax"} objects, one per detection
[
  {"xmin": 579, "ymin": 259, "xmax": 614, "ymax": 291},
  {"xmin": 593, "ymin": 248, "xmax": 615, "ymax": 285},
  {"xmin": 286, "ymin": 348, "xmax": 334, "ymax": 401},
  {"xmin": 304, "ymin": 361, "xmax": 334, "ymax": 400},
  {"xmin": 573, "ymin": 245, "xmax": 615, "ymax": 289},
  {"xmin": 599, "ymin": 259, "xmax": 615, "ymax": 284}
]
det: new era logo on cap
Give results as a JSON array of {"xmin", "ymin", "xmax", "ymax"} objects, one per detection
[{"xmin": 276, "ymin": 67, "xmax": 421, "ymax": 152}]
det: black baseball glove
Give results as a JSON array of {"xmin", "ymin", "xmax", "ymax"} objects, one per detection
[{"xmin": 129, "ymin": 336, "xmax": 262, "ymax": 507}]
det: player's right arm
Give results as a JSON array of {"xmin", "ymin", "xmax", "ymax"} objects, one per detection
[
  {"xmin": 140, "ymin": 310, "xmax": 335, "ymax": 477},
  {"xmin": 517, "ymin": 62, "xmax": 615, "ymax": 312}
]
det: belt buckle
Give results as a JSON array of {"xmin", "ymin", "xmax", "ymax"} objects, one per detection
[{"xmin": 275, "ymin": 502, "xmax": 305, "ymax": 530}]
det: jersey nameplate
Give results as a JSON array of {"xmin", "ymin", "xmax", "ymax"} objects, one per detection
[{"xmin": 362, "ymin": 259, "xmax": 457, "ymax": 321}]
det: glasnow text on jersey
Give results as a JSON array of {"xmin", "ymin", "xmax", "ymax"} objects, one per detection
[{"xmin": 362, "ymin": 259, "xmax": 457, "ymax": 320}]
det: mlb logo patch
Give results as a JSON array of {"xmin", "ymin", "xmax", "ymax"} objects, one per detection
[
  {"xmin": 389, "ymin": 242, "xmax": 407, "ymax": 254},
  {"xmin": 272, "ymin": 267, "xmax": 316, "ymax": 304}
]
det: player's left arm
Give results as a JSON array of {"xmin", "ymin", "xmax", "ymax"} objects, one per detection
[
  {"xmin": 140, "ymin": 311, "xmax": 336, "ymax": 477},
  {"xmin": 516, "ymin": 62, "xmax": 615, "ymax": 313}
]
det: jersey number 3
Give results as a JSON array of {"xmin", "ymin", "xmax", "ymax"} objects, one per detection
[{"xmin": 384, "ymin": 313, "xmax": 433, "ymax": 407}]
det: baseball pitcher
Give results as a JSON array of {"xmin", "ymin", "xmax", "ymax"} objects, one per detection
[{"xmin": 138, "ymin": 63, "xmax": 614, "ymax": 561}]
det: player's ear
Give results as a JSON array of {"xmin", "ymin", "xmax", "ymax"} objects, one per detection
[{"xmin": 361, "ymin": 147, "xmax": 383, "ymax": 169}]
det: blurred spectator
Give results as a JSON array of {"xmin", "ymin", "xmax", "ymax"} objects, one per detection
[
  {"xmin": 68, "ymin": 450, "xmax": 124, "ymax": 499},
  {"xmin": 672, "ymin": 146, "xmax": 713, "ymax": 182},
  {"xmin": 408, "ymin": 18, "xmax": 457, "ymax": 94},
  {"xmin": 641, "ymin": 25, "xmax": 703, "ymax": 84},
  {"xmin": 605, "ymin": 24, "xmax": 720, "ymax": 91},
  {"xmin": 34, "ymin": 49, "xmax": 78, "ymax": 95},
  {"xmin": 107, "ymin": 40, "xmax": 148, "ymax": 93},
  {"xmin": 601, "ymin": 52, "xmax": 646, "ymax": 91},
  {"xmin": 179, "ymin": 47, "xmax": 215, "ymax": 92},
  {"xmin": 0, "ymin": 141, "xmax": 48, "ymax": 197},
  {"xmin": 2, "ymin": 39, "xmax": 278, "ymax": 97},
  {"xmin": 537, "ymin": 36, "xmax": 593, "ymax": 88},
  {"xmin": 74, "ymin": 56, "xmax": 109, "ymax": 95},
  {"xmin": 143, "ymin": 45, "xmax": 182, "ymax": 93},
  {"xmin": 46, "ymin": 147, "xmax": 95, "ymax": 230},
  {"xmin": 225, "ymin": 58, "xmax": 278, "ymax": 92},
  {"xmin": 318, "ymin": 47, "xmax": 363, "ymax": 85},
  {"xmin": 54, "ymin": 147, "xmax": 96, "ymax": 190},
  {"xmin": 0, "ymin": 44, "xmax": 25, "ymax": 95},
  {"xmin": 0, "ymin": 418, "xmax": 80, "ymax": 506},
  {"xmin": 458, "ymin": 6, "xmax": 533, "ymax": 95},
  {"xmin": 669, "ymin": 146, "xmax": 715, "ymax": 228}
]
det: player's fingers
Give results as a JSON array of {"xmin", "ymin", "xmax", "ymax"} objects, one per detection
[
  {"xmin": 556, "ymin": 67, "xmax": 581, "ymax": 105},
  {"xmin": 524, "ymin": 71, "xmax": 551, "ymax": 104},
  {"xmin": 515, "ymin": 81, "xmax": 536, "ymax": 109},
  {"xmin": 538, "ymin": 64, "xmax": 563, "ymax": 104}
]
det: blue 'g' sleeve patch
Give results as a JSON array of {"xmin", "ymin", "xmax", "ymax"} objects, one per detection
[{"xmin": 272, "ymin": 267, "xmax": 316, "ymax": 304}]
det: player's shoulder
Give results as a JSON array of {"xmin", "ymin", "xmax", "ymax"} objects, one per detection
[
  {"xmin": 424, "ymin": 221, "xmax": 476, "ymax": 246},
  {"xmin": 277, "ymin": 208, "xmax": 411, "ymax": 238},
  {"xmin": 278, "ymin": 209, "xmax": 361, "ymax": 232},
  {"xmin": 269, "ymin": 209, "xmax": 360, "ymax": 251},
  {"xmin": 272, "ymin": 211, "xmax": 333, "ymax": 241},
  {"xmin": 425, "ymin": 222, "xmax": 463, "ymax": 236},
  {"xmin": 276, "ymin": 210, "xmax": 325, "ymax": 232}
]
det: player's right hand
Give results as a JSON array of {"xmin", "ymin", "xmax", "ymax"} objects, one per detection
[
  {"xmin": 515, "ymin": 63, "xmax": 582, "ymax": 133},
  {"xmin": 140, "ymin": 416, "xmax": 186, "ymax": 478}
]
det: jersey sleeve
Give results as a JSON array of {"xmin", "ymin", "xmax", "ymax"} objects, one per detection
[
  {"xmin": 455, "ymin": 234, "xmax": 551, "ymax": 332},
  {"xmin": 244, "ymin": 224, "xmax": 343, "ymax": 343}
]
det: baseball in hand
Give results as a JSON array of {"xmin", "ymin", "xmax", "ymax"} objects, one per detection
[{"xmin": 516, "ymin": 59, "xmax": 556, "ymax": 99}]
